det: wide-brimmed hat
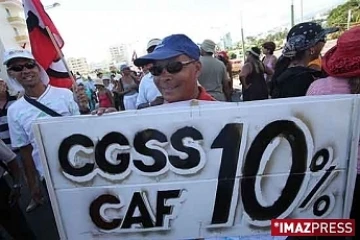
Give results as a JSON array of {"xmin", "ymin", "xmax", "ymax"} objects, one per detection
[
  {"xmin": 322, "ymin": 26, "xmax": 360, "ymax": 78},
  {"xmin": 200, "ymin": 39, "xmax": 216, "ymax": 53},
  {"xmin": 147, "ymin": 38, "xmax": 162, "ymax": 51},
  {"xmin": 120, "ymin": 64, "xmax": 130, "ymax": 71},
  {"xmin": 94, "ymin": 78, "xmax": 104, "ymax": 86}
]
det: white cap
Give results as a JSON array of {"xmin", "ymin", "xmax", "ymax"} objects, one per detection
[
  {"xmin": 2, "ymin": 49, "xmax": 50, "ymax": 93},
  {"xmin": 3, "ymin": 49, "xmax": 35, "ymax": 66},
  {"xmin": 147, "ymin": 38, "xmax": 162, "ymax": 50}
]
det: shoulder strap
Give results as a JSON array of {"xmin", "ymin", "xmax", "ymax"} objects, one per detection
[{"xmin": 24, "ymin": 95, "xmax": 62, "ymax": 117}]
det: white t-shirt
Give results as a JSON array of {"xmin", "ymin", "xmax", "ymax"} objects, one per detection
[
  {"xmin": 136, "ymin": 72, "xmax": 161, "ymax": 107},
  {"xmin": 8, "ymin": 85, "xmax": 80, "ymax": 178}
]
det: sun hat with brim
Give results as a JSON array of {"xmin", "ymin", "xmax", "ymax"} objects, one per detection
[
  {"xmin": 322, "ymin": 26, "xmax": 360, "ymax": 78},
  {"xmin": 147, "ymin": 38, "xmax": 162, "ymax": 51},
  {"xmin": 134, "ymin": 34, "xmax": 200, "ymax": 67},
  {"xmin": 2, "ymin": 49, "xmax": 50, "ymax": 93},
  {"xmin": 94, "ymin": 78, "xmax": 104, "ymax": 86},
  {"xmin": 200, "ymin": 39, "xmax": 216, "ymax": 53},
  {"xmin": 120, "ymin": 64, "xmax": 130, "ymax": 71}
]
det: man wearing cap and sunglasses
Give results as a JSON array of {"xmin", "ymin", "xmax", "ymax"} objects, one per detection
[
  {"xmin": 2, "ymin": 49, "xmax": 94, "ymax": 238},
  {"xmin": 134, "ymin": 34, "xmax": 214, "ymax": 104}
]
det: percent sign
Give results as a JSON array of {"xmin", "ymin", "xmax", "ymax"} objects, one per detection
[{"xmin": 299, "ymin": 148, "xmax": 337, "ymax": 217}]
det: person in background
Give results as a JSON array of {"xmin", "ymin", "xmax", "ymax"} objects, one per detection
[
  {"xmin": 136, "ymin": 38, "xmax": 163, "ymax": 109},
  {"xmin": 0, "ymin": 139, "xmax": 36, "ymax": 240},
  {"xmin": 198, "ymin": 39, "xmax": 231, "ymax": 101},
  {"xmin": 270, "ymin": 22, "xmax": 338, "ymax": 98},
  {"xmin": 262, "ymin": 41, "xmax": 277, "ymax": 83},
  {"xmin": 118, "ymin": 65, "xmax": 139, "ymax": 110},
  {"xmin": 85, "ymin": 76, "xmax": 97, "ymax": 110},
  {"xmin": 240, "ymin": 47, "xmax": 271, "ymax": 101},
  {"xmin": 306, "ymin": 26, "xmax": 360, "ymax": 239},
  {"xmin": 102, "ymin": 75, "xmax": 114, "ymax": 92},
  {"xmin": 134, "ymin": 34, "xmax": 215, "ymax": 104},
  {"xmin": 94, "ymin": 78, "xmax": 114, "ymax": 109},
  {"xmin": 216, "ymin": 51, "xmax": 233, "ymax": 89},
  {"xmin": 96, "ymin": 72, "xmax": 103, "ymax": 80},
  {"xmin": 0, "ymin": 79, "xmax": 18, "ymax": 153},
  {"xmin": 78, "ymin": 83, "xmax": 95, "ymax": 111}
]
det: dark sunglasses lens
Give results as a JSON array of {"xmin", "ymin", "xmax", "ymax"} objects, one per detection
[
  {"xmin": 9, "ymin": 66, "xmax": 23, "ymax": 72},
  {"xmin": 25, "ymin": 63, "xmax": 36, "ymax": 69},
  {"xmin": 166, "ymin": 62, "xmax": 183, "ymax": 74},
  {"xmin": 9, "ymin": 62, "xmax": 36, "ymax": 72},
  {"xmin": 150, "ymin": 66, "xmax": 163, "ymax": 76}
]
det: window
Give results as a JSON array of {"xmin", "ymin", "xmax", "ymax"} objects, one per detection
[
  {"xmin": 5, "ymin": 8, "xmax": 11, "ymax": 17},
  {"xmin": 13, "ymin": 28, "xmax": 19, "ymax": 36}
]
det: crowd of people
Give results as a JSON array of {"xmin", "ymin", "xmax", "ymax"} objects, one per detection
[{"xmin": 0, "ymin": 21, "xmax": 359, "ymax": 240}]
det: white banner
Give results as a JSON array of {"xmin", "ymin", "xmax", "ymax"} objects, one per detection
[{"xmin": 33, "ymin": 95, "xmax": 360, "ymax": 240}]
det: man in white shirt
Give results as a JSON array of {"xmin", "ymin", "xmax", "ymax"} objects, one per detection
[
  {"xmin": 136, "ymin": 38, "xmax": 163, "ymax": 109},
  {"xmin": 3, "ymin": 49, "xmax": 90, "ymax": 215}
]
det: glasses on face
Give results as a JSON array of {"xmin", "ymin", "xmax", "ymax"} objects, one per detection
[
  {"xmin": 7, "ymin": 62, "xmax": 37, "ymax": 72},
  {"xmin": 149, "ymin": 60, "xmax": 196, "ymax": 76}
]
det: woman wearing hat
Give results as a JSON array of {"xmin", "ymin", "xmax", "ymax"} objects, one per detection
[
  {"xmin": 94, "ymin": 78, "xmax": 114, "ymax": 109},
  {"xmin": 307, "ymin": 26, "xmax": 360, "ymax": 237},
  {"xmin": 240, "ymin": 47, "xmax": 271, "ymax": 101},
  {"xmin": 270, "ymin": 22, "xmax": 338, "ymax": 99},
  {"xmin": 262, "ymin": 41, "xmax": 277, "ymax": 83}
]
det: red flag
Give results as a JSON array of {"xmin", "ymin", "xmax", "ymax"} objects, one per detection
[{"xmin": 23, "ymin": 0, "xmax": 73, "ymax": 89}]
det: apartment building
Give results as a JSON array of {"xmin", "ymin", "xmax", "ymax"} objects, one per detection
[
  {"xmin": 0, "ymin": 0, "xmax": 30, "ymax": 80},
  {"xmin": 67, "ymin": 57, "xmax": 90, "ymax": 75},
  {"xmin": 109, "ymin": 44, "xmax": 129, "ymax": 63},
  {"xmin": 0, "ymin": 0, "xmax": 29, "ymax": 49}
]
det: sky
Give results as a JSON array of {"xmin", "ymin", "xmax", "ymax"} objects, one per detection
[{"xmin": 41, "ymin": 0, "xmax": 346, "ymax": 62}]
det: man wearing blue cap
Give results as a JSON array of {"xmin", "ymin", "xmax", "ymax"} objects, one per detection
[{"xmin": 134, "ymin": 34, "xmax": 214, "ymax": 103}]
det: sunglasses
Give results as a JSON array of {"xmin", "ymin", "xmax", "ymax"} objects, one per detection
[
  {"xmin": 150, "ymin": 60, "xmax": 196, "ymax": 76},
  {"xmin": 7, "ymin": 62, "xmax": 37, "ymax": 72}
]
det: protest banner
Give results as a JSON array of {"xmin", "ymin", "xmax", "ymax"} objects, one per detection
[{"xmin": 32, "ymin": 95, "xmax": 360, "ymax": 240}]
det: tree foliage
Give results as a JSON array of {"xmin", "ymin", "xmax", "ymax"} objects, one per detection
[{"xmin": 327, "ymin": 0, "xmax": 360, "ymax": 29}]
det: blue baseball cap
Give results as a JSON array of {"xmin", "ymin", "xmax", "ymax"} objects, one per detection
[{"xmin": 134, "ymin": 34, "xmax": 200, "ymax": 67}]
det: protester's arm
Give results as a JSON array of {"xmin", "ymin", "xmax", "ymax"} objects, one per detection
[
  {"xmin": 239, "ymin": 63, "xmax": 252, "ymax": 89},
  {"xmin": 0, "ymin": 140, "xmax": 21, "ymax": 185},
  {"xmin": 8, "ymin": 107, "xmax": 43, "ymax": 205},
  {"xmin": 19, "ymin": 144, "xmax": 43, "ymax": 205},
  {"xmin": 0, "ymin": 140, "xmax": 22, "ymax": 205},
  {"xmin": 138, "ymin": 96, "xmax": 164, "ymax": 109}
]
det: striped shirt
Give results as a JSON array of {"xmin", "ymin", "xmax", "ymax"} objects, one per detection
[{"xmin": 0, "ymin": 92, "xmax": 18, "ymax": 151}]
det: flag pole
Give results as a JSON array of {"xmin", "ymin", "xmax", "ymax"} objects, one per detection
[{"xmin": 44, "ymin": 26, "xmax": 76, "ymax": 91}]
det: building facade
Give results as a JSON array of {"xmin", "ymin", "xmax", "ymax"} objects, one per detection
[
  {"xmin": 0, "ymin": 0, "xmax": 30, "ymax": 49},
  {"xmin": 0, "ymin": 0, "xmax": 30, "ymax": 80},
  {"xmin": 109, "ymin": 44, "xmax": 128, "ymax": 64},
  {"xmin": 67, "ymin": 57, "xmax": 90, "ymax": 75}
]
